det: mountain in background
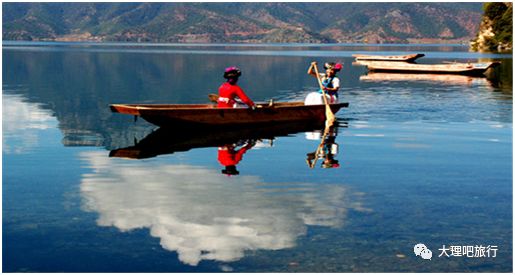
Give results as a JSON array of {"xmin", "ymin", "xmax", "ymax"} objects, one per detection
[{"xmin": 3, "ymin": 3, "xmax": 483, "ymax": 43}]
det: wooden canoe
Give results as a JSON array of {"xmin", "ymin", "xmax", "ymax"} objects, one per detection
[
  {"xmin": 110, "ymin": 101, "xmax": 349, "ymax": 128},
  {"xmin": 353, "ymin": 53, "xmax": 425, "ymax": 62},
  {"xmin": 359, "ymin": 72, "xmax": 489, "ymax": 85},
  {"xmin": 358, "ymin": 61, "xmax": 499, "ymax": 76}
]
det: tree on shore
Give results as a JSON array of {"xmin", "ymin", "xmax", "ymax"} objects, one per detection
[{"xmin": 470, "ymin": 2, "xmax": 512, "ymax": 52}]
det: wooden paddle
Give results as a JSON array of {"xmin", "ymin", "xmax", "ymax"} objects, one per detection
[
  {"xmin": 208, "ymin": 93, "xmax": 219, "ymax": 103},
  {"xmin": 312, "ymin": 64, "xmax": 336, "ymax": 127},
  {"xmin": 208, "ymin": 93, "xmax": 245, "ymax": 105},
  {"xmin": 309, "ymin": 125, "xmax": 332, "ymax": 169},
  {"xmin": 208, "ymin": 93, "xmax": 269, "ymax": 108}
]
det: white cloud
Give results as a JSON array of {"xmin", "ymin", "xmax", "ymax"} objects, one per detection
[{"xmin": 80, "ymin": 151, "xmax": 369, "ymax": 266}]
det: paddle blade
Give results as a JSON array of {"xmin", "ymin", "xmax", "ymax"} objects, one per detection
[{"xmin": 325, "ymin": 104, "xmax": 335, "ymax": 127}]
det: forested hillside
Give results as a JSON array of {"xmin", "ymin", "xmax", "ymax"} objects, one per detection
[{"xmin": 3, "ymin": 2, "xmax": 483, "ymax": 43}]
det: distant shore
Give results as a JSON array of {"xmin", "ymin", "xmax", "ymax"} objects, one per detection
[{"xmin": 4, "ymin": 37, "xmax": 473, "ymax": 45}]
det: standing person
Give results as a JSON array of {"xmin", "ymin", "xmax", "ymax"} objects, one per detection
[
  {"xmin": 218, "ymin": 66, "xmax": 256, "ymax": 109},
  {"xmin": 305, "ymin": 61, "xmax": 342, "ymax": 105}
]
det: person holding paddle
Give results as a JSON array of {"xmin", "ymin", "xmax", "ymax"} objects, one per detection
[
  {"xmin": 305, "ymin": 61, "xmax": 342, "ymax": 105},
  {"xmin": 217, "ymin": 66, "xmax": 256, "ymax": 109}
]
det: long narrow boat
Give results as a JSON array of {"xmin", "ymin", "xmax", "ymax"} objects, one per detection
[
  {"xmin": 357, "ymin": 61, "xmax": 499, "ymax": 76},
  {"xmin": 359, "ymin": 72, "xmax": 490, "ymax": 85},
  {"xmin": 353, "ymin": 53, "xmax": 425, "ymax": 62},
  {"xmin": 110, "ymin": 101, "xmax": 349, "ymax": 128}
]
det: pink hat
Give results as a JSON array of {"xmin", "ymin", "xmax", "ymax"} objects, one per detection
[
  {"xmin": 224, "ymin": 66, "xmax": 241, "ymax": 79},
  {"xmin": 324, "ymin": 62, "xmax": 342, "ymax": 72},
  {"xmin": 225, "ymin": 66, "xmax": 240, "ymax": 73}
]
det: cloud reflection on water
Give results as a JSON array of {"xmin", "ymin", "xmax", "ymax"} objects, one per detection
[
  {"xmin": 80, "ymin": 151, "xmax": 368, "ymax": 266},
  {"xmin": 2, "ymin": 93, "xmax": 57, "ymax": 154}
]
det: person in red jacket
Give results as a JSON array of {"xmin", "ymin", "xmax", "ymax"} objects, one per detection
[
  {"xmin": 218, "ymin": 66, "xmax": 256, "ymax": 108},
  {"xmin": 218, "ymin": 140, "xmax": 255, "ymax": 175}
]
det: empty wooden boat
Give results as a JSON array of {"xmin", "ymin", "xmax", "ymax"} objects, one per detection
[
  {"xmin": 353, "ymin": 53, "xmax": 425, "ymax": 62},
  {"xmin": 110, "ymin": 101, "xmax": 349, "ymax": 128},
  {"xmin": 357, "ymin": 61, "xmax": 499, "ymax": 76},
  {"xmin": 359, "ymin": 72, "xmax": 490, "ymax": 85}
]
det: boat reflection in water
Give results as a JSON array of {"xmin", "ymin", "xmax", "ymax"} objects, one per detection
[
  {"xmin": 360, "ymin": 72, "xmax": 493, "ymax": 86},
  {"xmin": 82, "ymin": 122, "xmax": 367, "ymax": 267},
  {"xmin": 110, "ymin": 121, "xmax": 345, "ymax": 175}
]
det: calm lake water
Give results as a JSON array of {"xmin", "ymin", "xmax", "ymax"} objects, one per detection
[{"xmin": 3, "ymin": 42, "xmax": 513, "ymax": 272}]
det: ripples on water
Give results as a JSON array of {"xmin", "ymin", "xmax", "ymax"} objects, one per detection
[
  {"xmin": 3, "ymin": 41, "xmax": 512, "ymax": 59},
  {"xmin": 346, "ymin": 86, "xmax": 512, "ymax": 124}
]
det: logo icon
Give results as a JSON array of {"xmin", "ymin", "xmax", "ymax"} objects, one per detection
[{"xmin": 414, "ymin": 243, "xmax": 432, "ymax": 260}]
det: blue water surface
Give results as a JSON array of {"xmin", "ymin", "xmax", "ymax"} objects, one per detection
[{"xmin": 2, "ymin": 42, "xmax": 513, "ymax": 272}]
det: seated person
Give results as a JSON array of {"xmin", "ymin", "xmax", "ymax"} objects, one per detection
[{"xmin": 218, "ymin": 66, "xmax": 255, "ymax": 108}]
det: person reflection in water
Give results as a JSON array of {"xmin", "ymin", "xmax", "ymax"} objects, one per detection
[
  {"xmin": 306, "ymin": 127, "xmax": 340, "ymax": 169},
  {"xmin": 321, "ymin": 134, "xmax": 340, "ymax": 169},
  {"xmin": 218, "ymin": 140, "xmax": 256, "ymax": 176}
]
